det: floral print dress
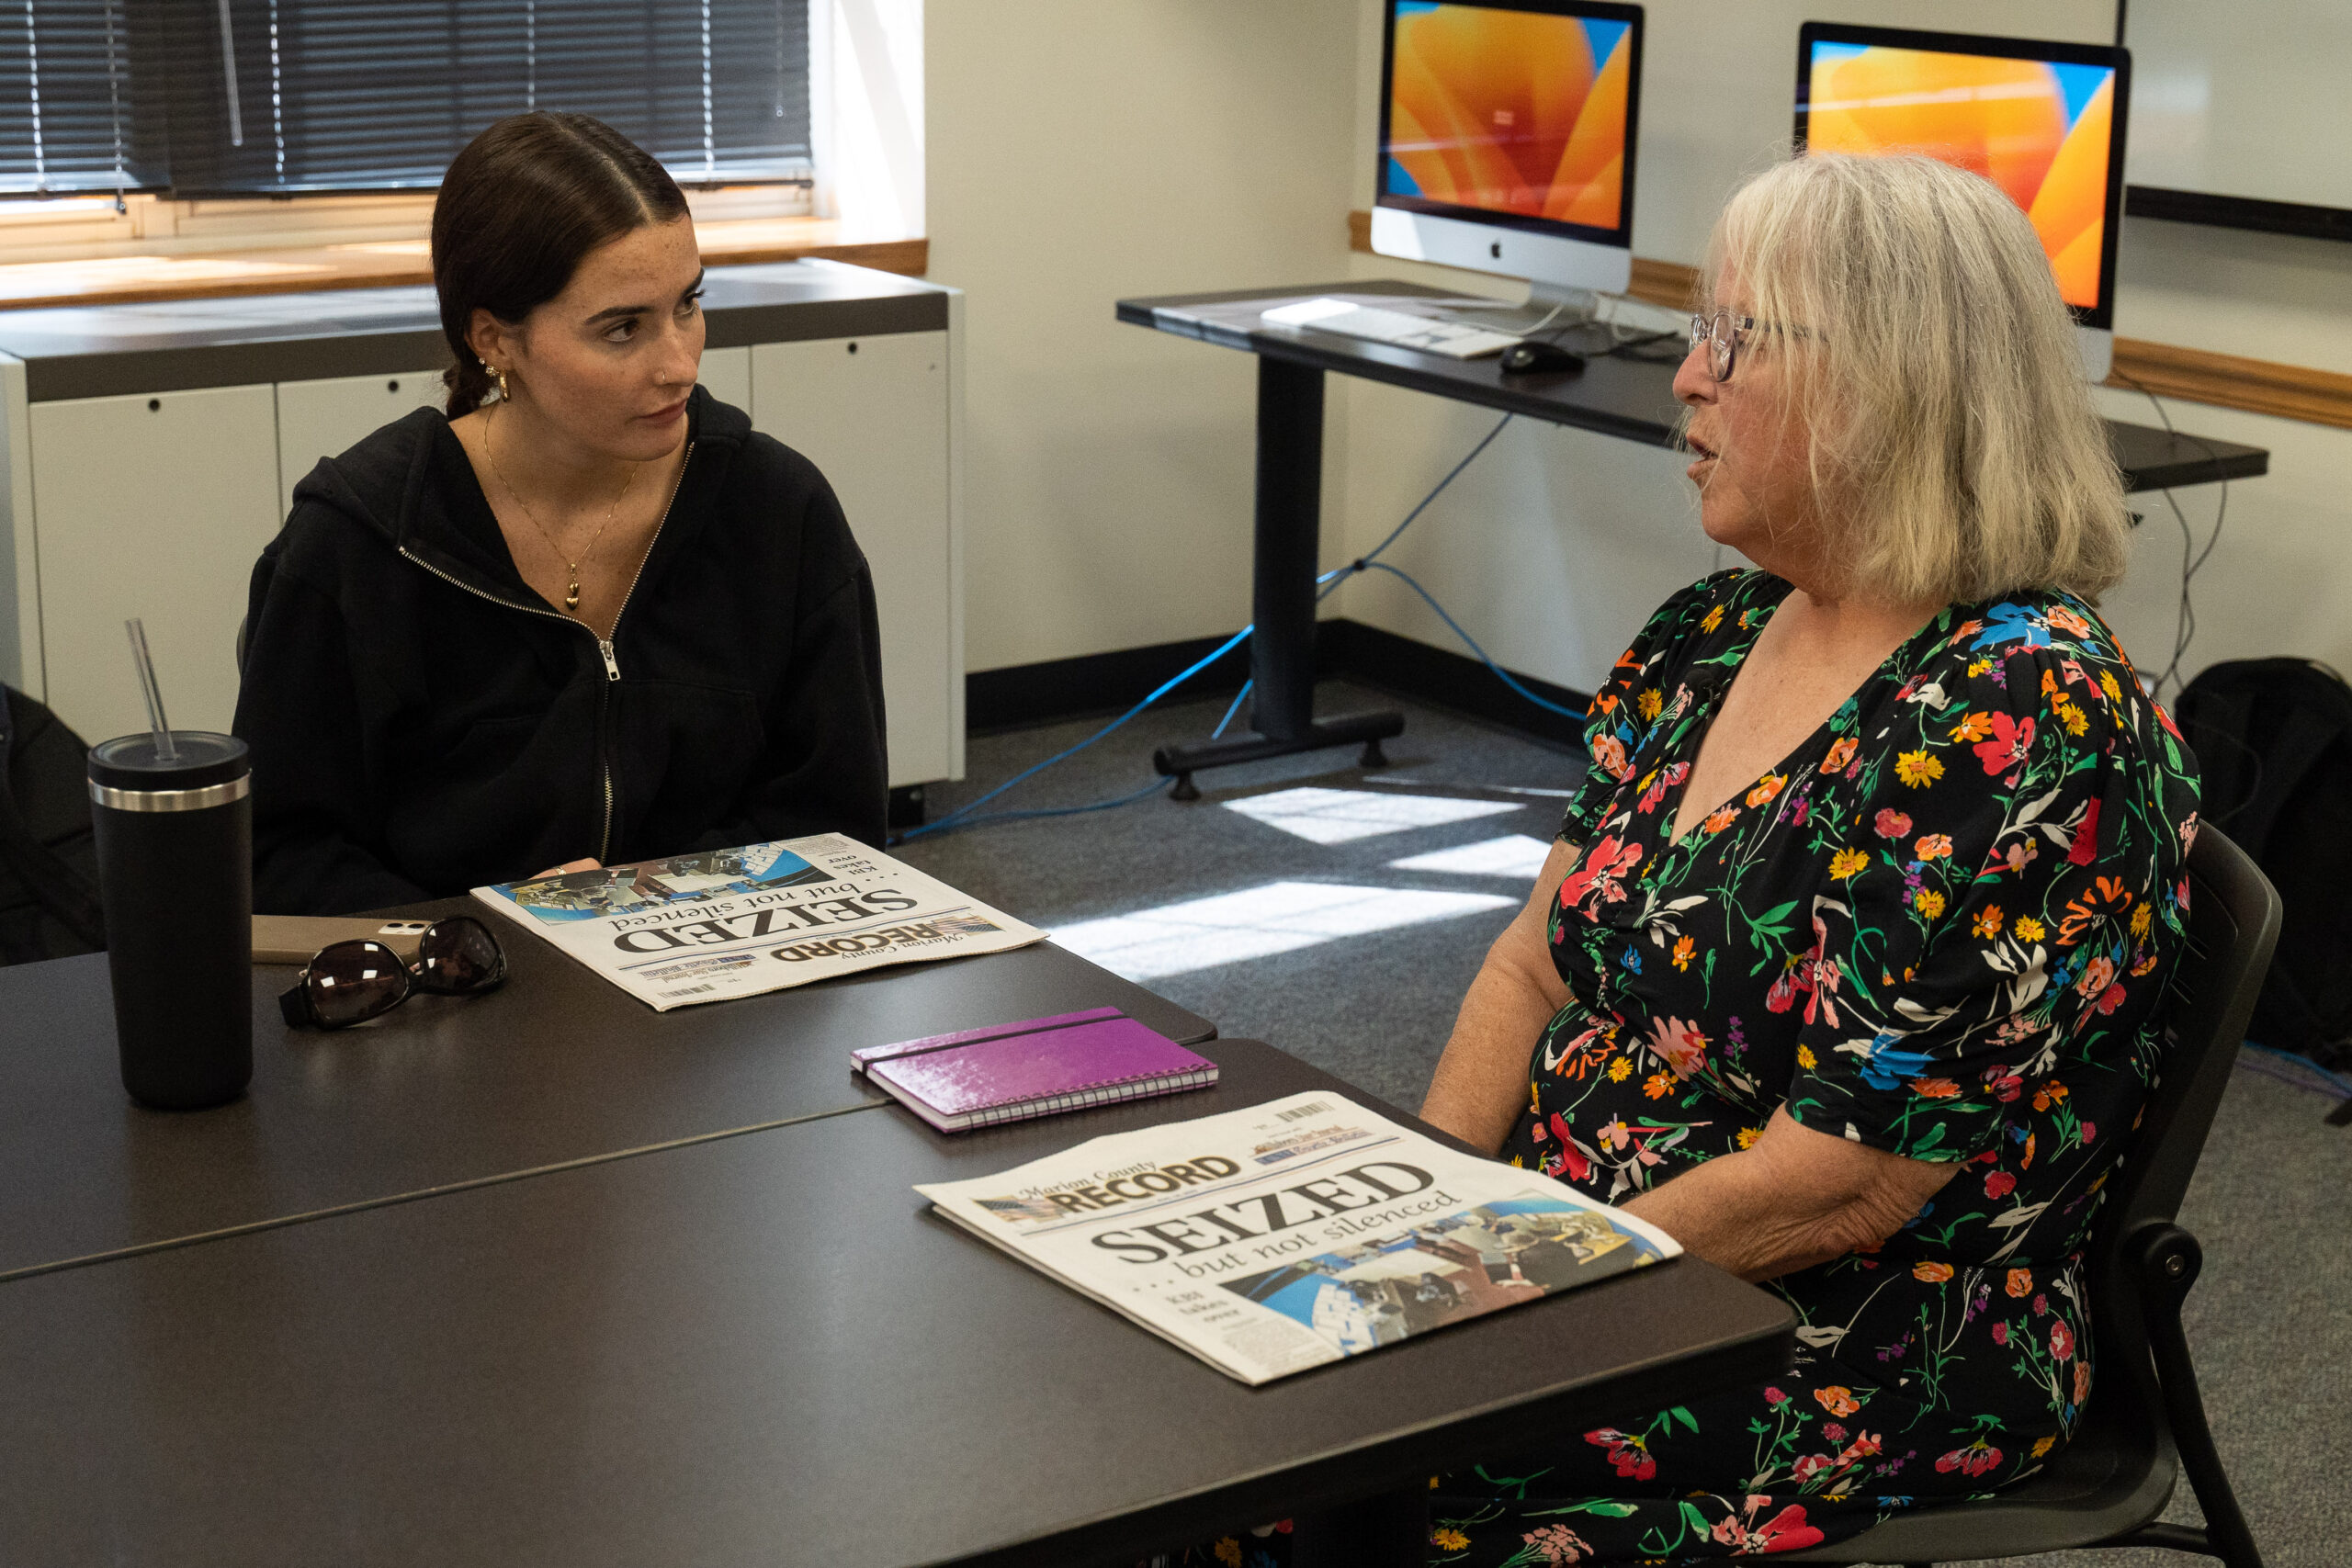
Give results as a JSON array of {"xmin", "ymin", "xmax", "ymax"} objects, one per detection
[{"xmin": 1424, "ymin": 570, "xmax": 2200, "ymax": 1564}]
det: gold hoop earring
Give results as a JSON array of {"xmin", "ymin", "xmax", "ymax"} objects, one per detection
[{"xmin": 482, "ymin": 359, "xmax": 509, "ymax": 403}]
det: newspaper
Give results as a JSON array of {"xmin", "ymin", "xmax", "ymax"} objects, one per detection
[
  {"xmin": 470, "ymin": 835, "xmax": 1043, "ymax": 1011},
  {"xmin": 916, "ymin": 1090, "xmax": 1681, "ymax": 1385}
]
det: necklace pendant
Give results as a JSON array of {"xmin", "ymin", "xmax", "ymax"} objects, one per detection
[{"xmin": 565, "ymin": 570, "xmax": 582, "ymax": 611}]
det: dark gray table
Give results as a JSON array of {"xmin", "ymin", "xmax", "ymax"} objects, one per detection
[
  {"xmin": 1119, "ymin": 279, "xmax": 2272, "ymax": 491},
  {"xmin": 1117, "ymin": 278, "xmax": 2270, "ymax": 791},
  {"xmin": 0, "ymin": 1037, "xmax": 1793, "ymax": 1568},
  {"xmin": 0, "ymin": 901, "xmax": 1211, "ymax": 1282}
]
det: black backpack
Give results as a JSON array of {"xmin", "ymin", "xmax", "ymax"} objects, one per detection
[
  {"xmin": 2174, "ymin": 658, "xmax": 2352, "ymax": 1068},
  {"xmin": 0, "ymin": 684, "xmax": 106, "ymax": 966}
]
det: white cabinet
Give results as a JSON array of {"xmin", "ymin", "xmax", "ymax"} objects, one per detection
[
  {"xmin": 695, "ymin": 344, "xmax": 751, "ymax": 414},
  {"xmin": 30, "ymin": 385, "xmax": 281, "ymax": 745},
  {"xmin": 275, "ymin": 368, "xmax": 447, "ymax": 515},
  {"xmin": 751, "ymin": 331, "xmax": 959, "ymax": 787}
]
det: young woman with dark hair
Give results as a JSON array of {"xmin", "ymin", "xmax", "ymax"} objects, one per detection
[{"xmin": 235, "ymin": 112, "xmax": 888, "ymax": 914}]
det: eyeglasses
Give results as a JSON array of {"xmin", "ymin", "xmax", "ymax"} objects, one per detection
[
  {"xmin": 1689, "ymin": 310, "xmax": 1758, "ymax": 383},
  {"xmin": 277, "ymin": 916, "xmax": 507, "ymax": 1029},
  {"xmin": 1689, "ymin": 310, "xmax": 1817, "ymax": 383}
]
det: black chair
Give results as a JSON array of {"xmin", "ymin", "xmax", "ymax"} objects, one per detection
[
  {"xmin": 0, "ymin": 684, "xmax": 107, "ymax": 964},
  {"xmin": 1784, "ymin": 822, "xmax": 2280, "ymax": 1568}
]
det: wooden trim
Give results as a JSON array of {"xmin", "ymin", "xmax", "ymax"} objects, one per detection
[
  {"xmin": 1346, "ymin": 209, "xmax": 2352, "ymax": 433},
  {"xmin": 0, "ymin": 221, "xmax": 927, "ymax": 310},
  {"xmin": 1623, "ymin": 256, "xmax": 1699, "ymax": 310},
  {"xmin": 2107, "ymin": 337, "xmax": 2352, "ymax": 432}
]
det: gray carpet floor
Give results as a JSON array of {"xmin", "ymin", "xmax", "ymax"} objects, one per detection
[{"xmin": 896, "ymin": 679, "xmax": 2349, "ymax": 1568}]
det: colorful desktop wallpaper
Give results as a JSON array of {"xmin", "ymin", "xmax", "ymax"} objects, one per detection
[
  {"xmin": 1384, "ymin": 4, "xmax": 1631, "ymax": 231},
  {"xmin": 1804, "ymin": 43, "xmax": 2117, "ymax": 309}
]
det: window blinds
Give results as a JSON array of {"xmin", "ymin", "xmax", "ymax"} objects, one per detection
[
  {"xmin": 0, "ymin": 0, "xmax": 809, "ymax": 198},
  {"xmin": 0, "ymin": 1, "xmax": 161, "ymax": 195}
]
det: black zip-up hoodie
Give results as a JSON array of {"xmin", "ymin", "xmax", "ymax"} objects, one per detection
[{"xmin": 233, "ymin": 388, "xmax": 888, "ymax": 915}]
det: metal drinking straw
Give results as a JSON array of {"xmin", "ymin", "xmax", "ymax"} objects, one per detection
[{"xmin": 124, "ymin": 618, "xmax": 177, "ymax": 763}]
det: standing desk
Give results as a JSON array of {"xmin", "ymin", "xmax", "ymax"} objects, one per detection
[
  {"xmin": 0, "ymin": 903, "xmax": 1212, "ymax": 1282},
  {"xmin": 1116, "ymin": 278, "xmax": 2272, "ymax": 789},
  {"xmin": 0, "ymin": 1034, "xmax": 1793, "ymax": 1568}
]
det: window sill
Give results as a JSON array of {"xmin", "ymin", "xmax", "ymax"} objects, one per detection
[{"xmin": 0, "ymin": 218, "xmax": 925, "ymax": 311}]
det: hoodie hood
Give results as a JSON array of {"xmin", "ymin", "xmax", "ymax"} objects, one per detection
[{"xmin": 284, "ymin": 385, "xmax": 752, "ymax": 603}]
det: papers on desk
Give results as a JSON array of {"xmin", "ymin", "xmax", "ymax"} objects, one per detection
[
  {"xmin": 1145, "ymin": 290, "xmax": 1514, "ymax": 353},
  {"xmin": 471, "ymin": 835, "xmax": 1043, "ymax": 1011},
  {"xmin": 1259, "ymin": 297, "xmax": 1521, "ymax": 358},
  {"xmin": 916, "ymin": 1091, "xmax": 1680, "ymax": 1385}
]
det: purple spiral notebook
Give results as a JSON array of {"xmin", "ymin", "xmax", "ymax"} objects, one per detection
[{"xmin": 851, "ymin": 1007, "xmax": 1217, "ymax": 1133}]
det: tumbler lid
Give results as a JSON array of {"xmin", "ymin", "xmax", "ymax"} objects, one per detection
[{"xmin": 88, "ymin": 731, "xmax": 250, "ymax": 791}]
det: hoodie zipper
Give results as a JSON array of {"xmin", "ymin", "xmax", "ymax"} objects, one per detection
[
  {"xmin": 397, "ymin": 439, "xmax": 695, "ymax": 867},
  {"xmin": 592, "ymin": 443, "xmax": 694, "ymax": 859}
]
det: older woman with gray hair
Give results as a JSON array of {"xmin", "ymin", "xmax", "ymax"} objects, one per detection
[{"xmin": 1406, "ymin": 152, "xmax": 2200, "ymax": 1563}]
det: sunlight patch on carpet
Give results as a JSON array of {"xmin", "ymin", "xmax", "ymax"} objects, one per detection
[
  {"xmin": 1388, "ymin": 833, "xmax": 1554, "ymax": 880},
  {"xmin": 1052, "ymin": 881, "xmax": 1514, "ymax": 981},
  {"xmin": 1220, "ymin": 787, "xmax": 1522, "ymax": 845}
]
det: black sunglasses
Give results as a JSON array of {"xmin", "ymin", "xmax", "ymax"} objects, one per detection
[{"xmin": 277, "ymin": 916, "xmax": 508, "ymax": 1030}]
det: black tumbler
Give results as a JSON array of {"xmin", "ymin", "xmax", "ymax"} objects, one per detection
[{"xmin": 87, "ymin": 732, "xmax": 253, "ymax": 1110}]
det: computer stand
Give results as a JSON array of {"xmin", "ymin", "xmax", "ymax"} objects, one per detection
[{"xmin": 1153, "ymin": 356, "xmax": 1404, "ymax": 800}]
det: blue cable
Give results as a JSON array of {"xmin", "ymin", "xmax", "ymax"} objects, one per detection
[
  {"xmin": 2241, "ymin": 1040, "xmax": 2352, "ymax": 1099},
  {"xmin": 1312, "ymin": 412, "xmax": 1514, "ymax": 609},
  {"xmin": 894, "ymin": 624, "xmax": 1251, "ymax": 842},
  {"xmin": 897, "ymin": 775, "xmax": 1170, "ymax": 841},
  {"xmin": 894, "ymin": 409, "xmax": 1551, "ymax": 844},
  {"xmin": 1353, "ymin": 560, "xmax": 1586, "ymax": 719},
  {"xmin": 1212, "ymin": 679, "xmax": 1253, "ymax": 739},
  {"xmin": 1349, "ymin": 411, "xmax": 1515, "ymax": 573}
]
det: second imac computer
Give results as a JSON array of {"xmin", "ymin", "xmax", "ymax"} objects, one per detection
[
  {"xmin": 1794, "ymin": 23, "xmax": 2132, "ymax": 380},
  {"xmin": 1370, "ymin": 0, "xmax": 1645, "ymax": 310}
]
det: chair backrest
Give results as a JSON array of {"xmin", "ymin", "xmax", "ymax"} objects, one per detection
[
  {"xmin": 1773, "ymin": 829, "xmax": 2284, "ymax": 1564},
  {"xmin": 0, "ymin": 684, "xmax": 107, "ymax": 963},
  {"xmin": 2038, "ymin": 823, "xmax": 2279, "ymax": 1540},
  {"xmin": 2099, "ymin": 823, "xmax": 2282, "ymax": 1247}
]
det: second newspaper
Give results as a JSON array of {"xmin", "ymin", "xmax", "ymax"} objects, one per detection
[{"xmin": 472, "ymin": 834, "xmax": 1043, "ymax": 1011}]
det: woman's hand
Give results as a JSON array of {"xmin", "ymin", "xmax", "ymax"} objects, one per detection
[
  {"xmin": 532, "ymin": 858, "xmax": 604, "ymax": 878},
  {"xmin": 1419, "ymin": 838, "xmax": 1578, "ymax": 1155},
  {"xmin": 1623, "ymin": 1106, "xmax": 1958, "ymax": 1281}
]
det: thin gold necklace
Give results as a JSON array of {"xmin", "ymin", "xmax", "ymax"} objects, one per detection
[{"xmin": 486, "ymin": 402, "xmax": 640, "ymax": 612}]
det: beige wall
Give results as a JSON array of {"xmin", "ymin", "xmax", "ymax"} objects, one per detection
[
  {"xmin": 926, "ymin": 0, "xmax": 1359, "ymax": 673},
  {"xmin": 1328, "ymin": 0, "xmax": 2352, "ymax": 696},
  {"xmin": 928, "ymin": 0, "xmax": 2352, "ymax": 694},
  {"xmin": 2086, "ymin": 223, "xmax": 2352, "ymax": 691}
]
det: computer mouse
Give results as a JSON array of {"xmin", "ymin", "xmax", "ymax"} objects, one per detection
[{"xmin": 1498, "ymin": 340, "xmax": 1587, "ymax": 376}]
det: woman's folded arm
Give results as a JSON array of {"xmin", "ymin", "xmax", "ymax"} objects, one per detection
[{"xmin": 1622, "ymin": 1105, "xmax": 1956, "ymax": 1281}]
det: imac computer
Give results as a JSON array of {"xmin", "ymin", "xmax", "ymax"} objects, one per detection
[
  {"xmin": 1794, "ymin": 23, "xmax": 2132, "ymax": 381},
  {"xmin": 1371, "ymin": 0, "xmax": 1645, "ymax": 311}
]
